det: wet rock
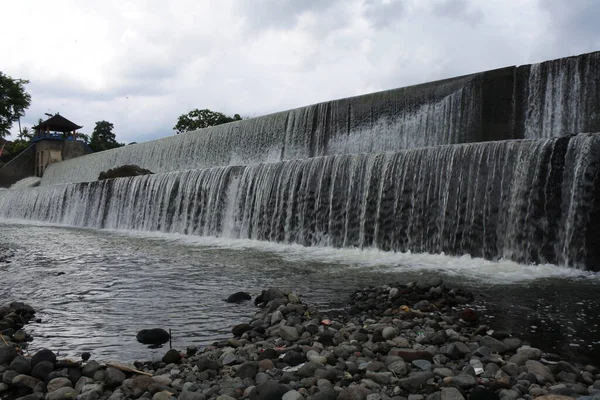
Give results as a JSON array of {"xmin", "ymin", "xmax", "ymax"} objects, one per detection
[
  {"xmin": 12, "ymin": 374, "xmax": 42, "ymax": 390},
  {"xmin": 441, "ymin": 387, "xmax": 465, "ymax": 400},
  {"xmin": 152, "ymin": 390, "xmax": 174, "ymax": 400},
  {"xmin": 525, "ymin": 360, "xmax": 555, "ymax": 384},
  {"xmin": 98, "ymin": 165, "xmax": 153, "ymax": 181},
  {"xmin": 236, "ymin": 362, "xmax": 258, "ymax": 380},
  {"xmin": 81, "ymin": 361, "xmax": 101, "ymax": 377},
  {"xmin": 398, "ymin": 371, "xmax": 434, "ymax": 392},
  {"xmin": 0, "ymin": 346, "xmax": 18, "ymax": 365},
  {"xmin": 226, "ymin": 292, "xmax": 252, "ymax": 303},
  {"xmin": 282, "ymin": 389, "xmax": 304, "ymax": 400},
  {"xmin": 479, "ymin": 337, "xmax": 509, "ymax": 353},
  {"xmin": 104, "ymin": 367, "xmax": 126, "ymax": 388},
  {"xmin": 282, "ymin": 351, "xmax": 304, "ymax": 366},
  {"xmin": 47, "ymin": 377, "xmax": 72, "ymax": 392},
  {"xmin": 46, "ymin": 386, "xmax": 79, "ymax": 400},
  {"xmin": 31, "ymin": 360, "xmax": 54, "ymax": 380},
  {"xmin": 196, "ymin": 359, "xmax": 221, "ymax": 372},
  {"xmin": 249, "ymin": 381, "xmax": 290, "ymax": 400},
  {"xmin": 451, "ymin": 374, "xmax": 477, "ymax": 389},
  {"xmin": 10, "ymin": 356, "xmax": 31, "ymax": 374},
  {"xmin": 440, "ymin": 343, "xmax": 470, "ymax": 360},
  {"xmin": 13, "ymin": 329, "xmax": 27, "ymax": 342},
  {"xmin": 516, "ymin": 346, "xmax": 542, "ymax": 360},
  {"xmin": 337, "ymin": 386, "xmax": 371, "ymax": 400},
  {"xmin": 31, "ymin": 349, "xmax": 56, "ymax": 368},
  {"xmin": 365, "ymin": 371, "xmax": 393, "ymax": 385},
  {"xmin": 280, "ymin": 326, "xmax": 299, "ymax": 342},
  {"xmin": 318, "ymin": 331, "xmax": 335, "ymax": 346},
  {"xmin": 388, "ymin": 360, "xmax": 408, "ymax": 377},
  {"xmin": 390, "ymin": 349, "xmax": 433, "ymax": 362},
  {"xmin": 136, "ymin": 328, "xmax": 170, "ymax": 346},
  {"xmin": 458, "ymin": 309, "xmax": 478, "ymax": 323},
  {"xmin": 162, "ymin": 349, "xmax": 181, "ymax": 364},
  {"xmin": 231, "ymin": 323, "xmax": 252, "ymax": 337}
]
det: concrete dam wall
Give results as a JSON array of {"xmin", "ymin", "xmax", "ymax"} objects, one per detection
[
  {"xmin": 2, "ymin": 50, "xmax": 600, "ymax": 270},
  {"xmin": 41, "ymin": 51, "xmax": 600, "ymax": 186}
]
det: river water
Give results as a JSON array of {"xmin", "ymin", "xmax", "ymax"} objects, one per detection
[{"xmin": 1, "ymin": 220, "xmax": 599, "ymax": 364}]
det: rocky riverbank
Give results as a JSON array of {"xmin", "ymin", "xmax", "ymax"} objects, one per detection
[{"xmin": 1, "ymin": 280, "xmax": 600, "ymax": 400}]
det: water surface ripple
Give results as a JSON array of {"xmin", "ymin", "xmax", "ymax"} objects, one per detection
[{"xmin": 0, "ymin": 221, "xmax": 598, "ymax": 364}]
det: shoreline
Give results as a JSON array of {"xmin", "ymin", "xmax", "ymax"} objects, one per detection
[{"xmin": 1, "ymin": 281, "xmax": 600, "ymax": 400}]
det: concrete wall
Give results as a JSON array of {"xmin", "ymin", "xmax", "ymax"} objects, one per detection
[
  {"xmin": 0, "ymin": 145, "xmax": 35, "ymax": 188},
  {"xmin": 0, "ymin": 140, "xmax": 92, "ymax": 187}
]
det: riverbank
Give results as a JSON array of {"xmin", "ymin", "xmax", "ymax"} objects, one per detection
[{"xmin": 1, "ymin": 280, "xmax": 600, "ymax": 400}]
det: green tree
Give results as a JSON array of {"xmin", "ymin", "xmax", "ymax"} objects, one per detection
[
  {"xmin": 0, "ymin": 72, "xmax": 32, "ymax": 138},
  {"xmin": 18, "ymin": 126, "xmax": 33, "ymax": 141},
  {"xmin": 173, "ymin": 109, "xmax": 242, "ymax": 134},
  {"xmin": 89, "ymin": 121, "xmax": 123, "ymax": 152}
]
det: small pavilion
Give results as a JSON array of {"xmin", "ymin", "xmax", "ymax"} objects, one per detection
[{"xmin": 32, "ymin": 114, "xmax": 83, "ymax": 141}]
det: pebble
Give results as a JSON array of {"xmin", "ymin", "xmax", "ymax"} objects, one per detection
[{"xmin": 1, "ymin": 288, "xmax": 598, "ymax": 400}]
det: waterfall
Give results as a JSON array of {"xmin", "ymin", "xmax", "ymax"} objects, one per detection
[
  {"xmin": 2, "ymin": 134, "xmax": 599, "ymax": 270},
  {"xmin": 2, "ymin": 51, "xmax": 600, "ymax": 270},
  {"xmin": 40, "ymin": 74, "xmax": 484, "ymax": 186},
  {"xmin": 522, "ymin": 52, "xmax": 600, "ymax": 139}
]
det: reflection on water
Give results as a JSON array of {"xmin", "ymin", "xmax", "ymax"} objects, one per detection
[{"xmin": 0, "ymin": 221, "xmax": 599, "ymax": 364}]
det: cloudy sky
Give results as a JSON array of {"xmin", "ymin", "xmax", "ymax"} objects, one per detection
[{"xmin": 1, "ymin": 0, "xmax": 599, "ymax": 144}]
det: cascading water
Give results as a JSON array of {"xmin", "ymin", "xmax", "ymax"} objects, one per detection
[
  {"xmin": 2, "ymin": 51, "xmax": 600, "ymax": 270},
  {"xmin": 2, "ymin": 134, "xmax": 599, "ymax": 270},
  {"xmin": 521, "ymin": 51, "xmax": 600, "ymax": 138},
  {"xmin": 40, "ymin": 73, "xmax": 485, "ymax": 186}
]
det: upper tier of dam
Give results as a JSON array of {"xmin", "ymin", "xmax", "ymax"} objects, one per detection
[{"xmin": 40, "ymin": 51, "xmax": 600, "ymax": 186}]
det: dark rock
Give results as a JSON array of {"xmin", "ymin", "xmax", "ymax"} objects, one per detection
[
  {"xmin": 309, "ymin": 389, "xmax": 338, "ymax": 400},
  {"xmin": 257, "ymin": 348, "xmax": 279, "ymax": 360},
  {"xmin": 0, "ymin": 346, "xmax": 18, "ymax": 365},
  {"xmin": 479, "ymin": 336, "xmax": 509, "ymax": 353},
  {"xmin": 196, "ymin": 359, "xmax": 221, "ymax": 372},
  {"xmin": 298, "ymin": 362, "xmax": 324, "ymax": 378},
  {"xmin": 3, "ymin": 369, "xmax": 19, "ymax": 385},
  {"xmin": 279, "ymin": 326, "xmax": 299, "ymax": 342},
  {"xmin": 226, "ymin": 292, "xmax": 252, "ymax": 303},
  {"xmin": 12, "ymin": 374, "xmax": 42, "ymax": 390},
  {"xmin": 10, "ymin": 356, "xmax": 31, "ymax": 375},
  {"xmin": 136, "ymin": 328, "xmax": 170, "ymax": 346},
  {"xmin": 31, "ymin": 349, "xmax": 56, "ymax": 369},
  {"xmin": 98, "ymin": 165, "xmax": 153, "ymax": 181},
  {"xmin": 458, "ymin": 308, "xmax": 478, "ymax": 323},
  {"xmin": 452, "ymin": 374, "xmax": 476, "ymax": 388},
  {"xmin": 249, "ymin": 381, "xmax": 290, "ymax": 400},
  {"xmin": 391, "ymin": 349, "xmax": 433, "ymax": 362},
  {"xmin": 231, "ymin": 323, "xmax": 252, "ymax": 337},
  {"xmin": 469, "ymin": 386, "xmax": 499, "ymax": 400},
  {"xmin": 81, "ymin": 361, "xmax": 100, "ymax": 378},
  {"xmin": 236, "ymin": 362, "xmax": 258, "ymax": 379},
  {"xmin": 441, "ymin": 387, "xmax": 465, "ymax": 400},
  {"xmin": 81, "ymin": 352, "xmax": 91, "ymax": 361},
  {"xmin": 281, "ymin": 350, "xmax": 304, "ymax": 366},
  {"xmin": 46, "ymin": 387, "xmax": 79, "ymax": 400},
  {"xmin": 31, "ymin": 360, "xmax": 54, "ymax": 380},
  {"xmin": 104, "ymin": 367, "xmax": 126, "ymax": 388},
  {"xmin": 162, "ymin": 349, "xmax": 181, "ymax": 364},
  {"xmin": 262, "ymin": 288, "xmax": 286, "ymax": 303},
  {"xmin": 186, "ymin": 346, "xmax": 198, "ymax": 356},
  {"xmin": 318, "ymin": 331, "xmax": 335, "ymax": 346},
  {"xmin": 337, "ymin": 386, "xmax": 371, "ymax": 400},
  {"xmin": 398, "ymin": 371, "xmax": 434, "ymax": 392}
]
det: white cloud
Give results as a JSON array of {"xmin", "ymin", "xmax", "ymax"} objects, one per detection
[{"xmin": 0, "ymin": 0, "xmax": 597, "ymax": 144}]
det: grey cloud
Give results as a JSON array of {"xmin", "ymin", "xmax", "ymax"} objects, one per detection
[
  {"xmin": 238, "ymin": 0, "xmax": 339, "ymax": 31},
  {"xmin": 431, "ymin": 0, "xmax": 483, "ymax": 27},
  {"xmin": 363, "ymin": 0, "xmax": 405, "ymax": 29},
  {"xmin": 540, "ymin": 0, "xmax": 600, "ymax": 52}
]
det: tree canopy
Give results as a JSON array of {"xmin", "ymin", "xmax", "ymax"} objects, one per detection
[
  {"xmin": 174, "ymin": 109, "xmax": 242, "ymax": 134},
  {"xmin": 89, "ymin": 121, "xmax": 123, "ymax": 152},
  {"xmin": 0, "ymin": 72, "xmax": 31, "ymax": 138}
]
